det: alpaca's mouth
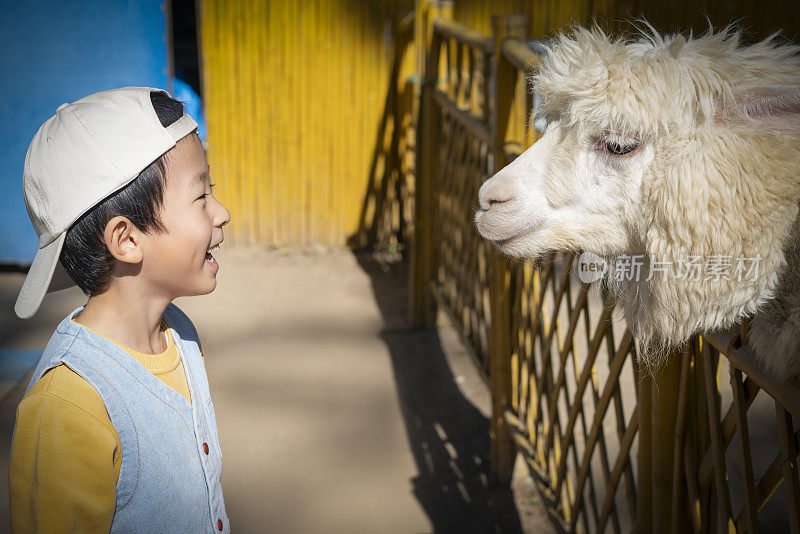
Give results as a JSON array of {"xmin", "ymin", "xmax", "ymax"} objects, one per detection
[
  {"xmin": 486, "ymin": 223, "xmax": 546, "ymax": 258},
  {"xmin": 481, "ymin": 218, "xmax": 544, "ymax": 247},
  {"xmin": 493, "ymin": 235, "xmax": 525, "ymax": 254}
]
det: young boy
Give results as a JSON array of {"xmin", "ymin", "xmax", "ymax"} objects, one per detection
[{"xmin": 9, "ymin": 87, "xmax": 231, "ymax": 533}]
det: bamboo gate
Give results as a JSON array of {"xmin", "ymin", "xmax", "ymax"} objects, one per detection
[{"xmin": 407, "ymin": 2, "xmax": 800, "ymax": 532}]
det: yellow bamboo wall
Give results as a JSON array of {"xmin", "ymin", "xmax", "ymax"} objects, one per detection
[
  {"xmin": 452, "ymin": 0, "xmax": 799, "ymax": 40},
  {"xmin": 198, "ymin": 0, "xmax": 413, "ymax": 247}
]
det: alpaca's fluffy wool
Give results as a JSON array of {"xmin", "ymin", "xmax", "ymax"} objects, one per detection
[
  {"xmin": 533, "ymin": 24, "xmax": 800, "ymax": 137},
  {"xmin": 534, "ymin": 25, "xmax": 800, "ymax": 378}
]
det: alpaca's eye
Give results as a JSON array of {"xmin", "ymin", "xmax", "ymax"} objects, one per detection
[{"xmin": 604, "ymin": 140, "xmax": 639, "ymax": 155}]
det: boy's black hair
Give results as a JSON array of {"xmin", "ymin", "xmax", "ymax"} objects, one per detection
[{"xmin": 60, "ymin": 91, "xmax": 186, "ymax": 296}]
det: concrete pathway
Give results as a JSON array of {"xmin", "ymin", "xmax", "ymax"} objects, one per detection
[{"xmin": 0, "ymin": 247, "xmax": 554, "ymax": 533}]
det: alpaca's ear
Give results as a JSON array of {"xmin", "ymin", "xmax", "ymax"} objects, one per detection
[
  {"xmin": 717, "ymin": 85, "xmax": 800, "ymax": 129},
  {"xmin": 667, "ymin": 35, "xmax": 685, "ymax": 58}
]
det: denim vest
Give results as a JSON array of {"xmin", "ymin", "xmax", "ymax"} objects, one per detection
[{"xmin": 13, "ymin": 303, "xmax": 229, "ymax": 533}]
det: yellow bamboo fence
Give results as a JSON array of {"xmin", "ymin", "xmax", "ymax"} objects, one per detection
[{"xmin": 410, "ymin": 1, "xmax": 800, "ymax": 532}]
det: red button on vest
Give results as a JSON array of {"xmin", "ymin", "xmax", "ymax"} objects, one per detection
[
  {"xmin": 217, "ymin": 519, "xmax": 223, "ymax": 530},
  {"xmin": 203, "ymin": 442, "xmax": 209, "ymax": 455}
]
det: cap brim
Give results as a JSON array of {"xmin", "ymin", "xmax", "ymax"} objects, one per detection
[{"xmin": 14, "ymin": 233, "xmax": 69, "ymax": 319}]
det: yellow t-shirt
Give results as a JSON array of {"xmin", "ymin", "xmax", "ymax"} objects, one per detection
[{"xmin": 9, "ymin": 318, "xmax": 196, "ymax": 534}]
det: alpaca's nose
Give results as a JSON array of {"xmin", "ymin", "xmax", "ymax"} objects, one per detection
[{"xmin": 478, "ymin": 178, "xmax": 514, "ymax": 211}]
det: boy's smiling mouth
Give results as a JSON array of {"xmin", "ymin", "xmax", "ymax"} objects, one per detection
[{"xmin": 205, "ymin": 243, "xmax": 221, "ymax": 267}]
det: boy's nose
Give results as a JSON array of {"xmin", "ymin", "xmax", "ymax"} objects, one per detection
[
  {"xmin": 219, "ymin": 203, "xmax": 231, "ymax": 226},
  {"xmin": 216, "ymin": 200, "xmax": 231, "ymax": 227}
]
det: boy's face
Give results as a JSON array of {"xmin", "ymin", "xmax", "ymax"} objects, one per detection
[{"xmin": 142, "ymin": 133, "xmax": 231, "ymax": 299}]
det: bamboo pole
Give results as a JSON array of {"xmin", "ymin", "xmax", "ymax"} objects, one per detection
[
  {"xmin": 637, "ymin": 350, "xmax": 653, "ymax": 532},
  {"xmin": 670, "ymin": 345, "xmax": 692, "ymax": 534},
  {"xmin": 488, "ymin": 13, "xmax": 528, "ymax": 485},
  {"xmin": 410, "ymin": 0, "xmax": 451, "ymax": 328},
  {"xmin": 649, "ymin": 346, "xmax": 691, "ymax": 532}
]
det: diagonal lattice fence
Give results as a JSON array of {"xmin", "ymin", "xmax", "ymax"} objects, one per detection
[{"xmin": 409, "ymin": 3, "xmax": 800, "ymax": 532}]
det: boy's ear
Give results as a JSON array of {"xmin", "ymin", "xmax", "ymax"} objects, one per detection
[{"xmin": 104, "ymin": 216, "xmax": 143, "ymax": 264}]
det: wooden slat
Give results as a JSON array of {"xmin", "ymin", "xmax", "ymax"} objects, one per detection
[
  {"xmin": 433, "ymin": 17, "xmax": 494, "ymax": 53},
  {"xmin": 700, "ymin": 341, "xmax": 735, "ymax": 530},
  {"xmin": 553, "ymin": 304, "xmax": 621, "ymax": 495},
  {"xmin": 683, "ymin": 430, "xmax": 704, "ymax": 534},
  {"xmin": 501, "ymin": 37, "xmax": 542, "ymax": 73},
  {"xmin": 706, "ymin": 333, "xmax": 800, "ymax": 421},
  {"xmin": 597, "ymin": 404, "xmax": 640, "ymax": 532},
  {"xmin": 775, "ymin": 402, "xmax": 800, "ymax": 533},
  {"xmin": 730, "ymin": 367, "xmax": 760, "ymax": 533},
  {"xmin": 569, "ymin": 330, "xmax": 632, "ymax": 530},
  {"xmin": 670, "ymin": 347, "xmax": 692, "ymax": 534},
  {"xmin": 432, "ymin": 90, "xmax": 492, "ymax": 143},
  {"xmin": 697, "ymin": 370, "xmax": 761, "ymax": 495}
]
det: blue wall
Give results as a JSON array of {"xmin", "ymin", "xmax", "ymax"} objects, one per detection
[{"xmin": 0, "ymin": 0, "xmax": 170, "ymax": 263}]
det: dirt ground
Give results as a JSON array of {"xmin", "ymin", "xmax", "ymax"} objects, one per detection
[{"xmin": 0, "ymin": 246, "xmax": 555, "ymax": 534}]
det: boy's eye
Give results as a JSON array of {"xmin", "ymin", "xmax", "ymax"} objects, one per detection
[{"xmin": 197, "ymin": 183, "xmax": 216, "ymax": 201}]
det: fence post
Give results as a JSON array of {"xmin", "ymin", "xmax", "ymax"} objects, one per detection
[
  {"xmin": 637, "ymin": 361, "xmax": 653, "ymax": 531},
  {"xmin": 648, "ymin": 346, "xmax": 689, "ymax": 532},
  {"xmin": 488, "ymin": 13, "xmax": 528, "ymax": 485},
  {"xmin": 410, "ymin": 0, "xmax": 452, "ymax": 328}
]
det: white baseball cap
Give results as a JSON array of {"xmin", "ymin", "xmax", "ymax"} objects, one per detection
[{"xmin": 14, "ymin": 86, "xmax": 198, "ymax": 319}]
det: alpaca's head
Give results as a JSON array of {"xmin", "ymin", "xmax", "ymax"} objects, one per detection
[{"xmin": 475, "ymin": 24, "xmax": 800, "ymax": 368}]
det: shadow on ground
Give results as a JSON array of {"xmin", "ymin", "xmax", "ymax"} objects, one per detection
[{"xmin": 354, "ymin": 252, "xmax": 523, "ymax": 534}]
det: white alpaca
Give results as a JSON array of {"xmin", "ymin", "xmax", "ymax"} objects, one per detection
[{"xmin": 475, "ymin": 24, "xmax": 800, "ymax": 378}]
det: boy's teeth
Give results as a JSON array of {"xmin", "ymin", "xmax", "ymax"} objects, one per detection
[{"xmin": 207, "ymin": 244, "xmax": 220, "ymax": 254}]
